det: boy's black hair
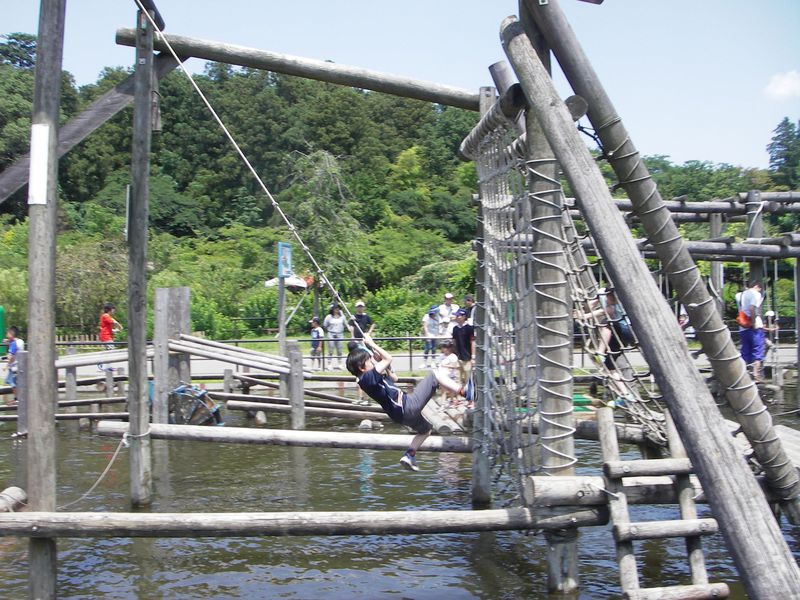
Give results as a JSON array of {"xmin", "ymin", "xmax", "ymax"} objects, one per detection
[
  {"xmin": 103, "ymin": 303, "xmax": 115, "ymax": 312},
  {"xmin": 346, "ymin": 347, "xmax": 372, "ymax": 377},
  {"xmin": 438, "ymin": 339, "xmax": 454, "ymax": 350},
  {"xmin": 7, "ymin": 326, "xmax": 19, "ymax": 338}
]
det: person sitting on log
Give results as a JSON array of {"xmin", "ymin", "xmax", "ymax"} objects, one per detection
[{"xmin": 346, "ymin": 333, "xmax": 473, "ymax": 472}]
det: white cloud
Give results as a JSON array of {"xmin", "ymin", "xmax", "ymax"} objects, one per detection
[{"xmin": 764, "ymin": 70, "xmax": 800, "ymax": 100}]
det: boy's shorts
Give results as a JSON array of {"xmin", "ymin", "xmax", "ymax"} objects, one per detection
[
  {"xmin": 5, "ymin": 370, "xmax": 17, "ymax": 388},
  {"xmin": 401, "ymin": 372, "xmax": 438, "ymax": 434}
]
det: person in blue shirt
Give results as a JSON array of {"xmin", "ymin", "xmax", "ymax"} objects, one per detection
[
  {"xmin": 346, "ymin": 333, "xmax": 473, "ymax": 471},
  {"xmin": 3, "ymin": 326, "xmax": 24, "ymax": 405}
]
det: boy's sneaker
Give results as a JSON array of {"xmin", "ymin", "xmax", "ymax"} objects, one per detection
[
  {"xmin": 399, "ymin": 451, "xmax": 419, "ymax": 472},
  {"xmin": 463, "ymin": 377, "xmax": 475, "ymax": 403}
]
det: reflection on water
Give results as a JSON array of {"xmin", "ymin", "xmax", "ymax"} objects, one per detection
[{"xmin": 0, "ymin": 393, "xmax": 797, "ymax": 598}]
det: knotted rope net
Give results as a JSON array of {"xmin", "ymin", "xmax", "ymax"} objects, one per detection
[{"xmin": 467, "ymin": 105, "xmax": 667, "ymax": 507}]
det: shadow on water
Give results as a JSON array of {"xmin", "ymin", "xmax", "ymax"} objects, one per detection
[{"xmin": 0, "ymin": 388, "xmax": 797, "ymax": 598}]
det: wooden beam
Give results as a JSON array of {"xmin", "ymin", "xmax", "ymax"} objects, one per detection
[
  {"xmin": 115, "ymin": 29, "xmax": 480, "ymax": 110},
  {"xmin": 97, "ymin": 421, "xmax": 473, "ymax": 453},
  {"xmin": 0, "ymin": 53, "xmax": 181, "ymax": 205},
  {"xmin": 0, "ymin": 506, "xmax": 607, "ymax": 538}
]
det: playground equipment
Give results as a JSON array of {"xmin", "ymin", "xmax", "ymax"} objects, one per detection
[{"xmin": 4, "ymin": 0, "xmax": 800, "ymax": 598}]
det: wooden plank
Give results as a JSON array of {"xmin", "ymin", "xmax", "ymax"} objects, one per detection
[
  {"xmin": 168, "ymin": 342, "xmax": 290, "ymax": 374},
  {"xmin": 97, "ymin": 421, "xmax": 472, "ymax": 452},
  {"xmin": 153, "ymin": 287, "xmax": 191, "ymax": 423}
]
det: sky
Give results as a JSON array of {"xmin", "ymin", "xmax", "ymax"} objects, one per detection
[{"xmin": 3, "ymin": 0, "xmax": 799, "ymax": 169}]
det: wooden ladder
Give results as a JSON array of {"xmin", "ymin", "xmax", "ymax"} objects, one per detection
[{"xmin": 597, "ymin": 408, "xmax": 730, "ymax": 600}]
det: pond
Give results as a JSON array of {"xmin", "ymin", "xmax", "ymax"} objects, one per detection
[{"xmin": 0, "ymin": 388, "xmax": 797, "ymax": 598}]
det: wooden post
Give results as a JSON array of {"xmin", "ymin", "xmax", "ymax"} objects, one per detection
[
  {"xmin": 26, "ymin": 0, "xmax": 66, "ymax": 596},
  {"xmin": 153, "ymin": 287, "xmax": 191, "ymax": 423},
  {"xmin": 127, "ymin": 8, "xmax": 155, "ymax": 506},
  {"xmin": 278, "ymin": 277, "xmax": 287, "ymax": 355},
  {"xmin": 64, "ymin": 348, "xmax": 77, "ymax": 404},
  {"xmin": 746, "ymin": 190, "xmax": 764, "ymax": 284},
  {"xmin": 287, "ymin": 341, "xmax": 305, "ymax": 429},
  {"xmin": 223, "ymin": 369, "xmax": 234, "ymax": 394},
  {"xmin": 795, "ymin": 259, "xmax": 800, "ymax": 405},
  {"xmin": 471, "ymin": 86, "xmax": 495, "ymax": 508},
  {"xmin": 16, "ymin": 351, "xmax": 28, "ymax": 438},
  {"xmin": 709, "ymin": 213, "xmax": 725, "ymax": 316},
  {"xmin": 517, "ymin": 7, "xmax": 578, "ymax": 591},
  {"xmin": 501, "ymin": 14, "xmax": 800, "ymax": 595}
]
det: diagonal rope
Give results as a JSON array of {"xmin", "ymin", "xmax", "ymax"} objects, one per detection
[{"xmin": 133, "ymin": 1, "xmax": 360, "ymax": 328}]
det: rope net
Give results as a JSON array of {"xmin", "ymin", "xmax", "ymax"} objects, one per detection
[{"xmin": 471, "ymin": 110, "xmax": 667, "ymax": 507}]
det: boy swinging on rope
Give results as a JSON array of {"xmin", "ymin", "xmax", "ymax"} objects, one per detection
[{"xmin": 346, "ymin": 332, "xmax": 474, "ymax": 472}]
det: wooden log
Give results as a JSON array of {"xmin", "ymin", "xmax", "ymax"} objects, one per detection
[
  {"xmin": 27, "ymin": 2, "xmax": 65, "ymax": 595},
  {"xmin": 0, "ymin": 487, "xmax": 27, "ymax": 512},
  {"xmin": 168, "ymin": 341, "xmax": 290, "ymax": 375},
  {"xmin": 179, "ymin": 334, "xmax": 289, "ymax": 366},
  {"xmin": 0, "ymin": 506, "xmax": 607, "ymax": 538},
  {"xmin": 604, "ymin": 458, "xmax": 694, "ymax": 479},
  {"xmin": 0, "ymin": 413, "xmax": 128, "ymax": 422},
  {"xmin": 287, "ymin": 342, "xmax": 304, "ymax": 429},
  {"xmin": 115, "ymin": 29, "xmax": 480, "ymax": 111},
  {"xmin": 55, "ymin": 348, "xmax": 154, "ymax": 369},
  {"xmin": 0, "ymin": 53, "xmax": 181, "ymax": 205},
  {"xmin": 420, "ymin": 402, "xmax": 459, "ymax": 435},
  {"xmin": 223, "ymin": 369, "xmax": 234, "ymax": 393},
  {"xmin": 154, "ymin": 287, "xmax": 191, "ymax": 424},
  {"xmin": 210, "ymin": 391, "xmax": 380, "ymax": 413},
  {"xmin": 504, "ymin": 12, "xmax": 800, "ymax": 594},
  {"xmin": 234, "ymin": 373, "xmax": 354, "ymax": 404},
  {"xmin": 97, "ymin": 421, "xmax": 472, "ymax": 452},
  {"xmin": 625, "ymin": 583, "xmax": 730, "ymax": 600},
  {"xmin": 227, "ymin": 400, "xmax": 388, "ymax": 422},
  {"xmin": 0, "ymin": 397, "xmax": 125, "ymax": 411},
  {"xmin": 523, "ymin": 475, "xmax": 707, "ymax": 506},
  {"xmin": 613, "ymin": 518, "xmax": 718, "ymax": 543},
  {"xmin": 128, "ymin": 7, "xmax": 155, "ymax": 507},
  {"xmin": 16, "ymin": 352, "xmax": 28, "ymax": 438}
]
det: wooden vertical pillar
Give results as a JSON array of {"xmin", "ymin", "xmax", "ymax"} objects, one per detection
[
  {"xmin": 223, "ymin": 369, "xmax": 234, "ymax": 394},
  {"xmin": 518, "ymin": 4, "xmax": 577, "ymax": 592},
  {"xmin": 278, "ymin": 277, "xmax": 287, "ymax": 355},
  {"xmin": 287, "ymin": 341, "xmax": 305, "ymax": 429},
  {"xmin": 64, "ymin": 348, "xmax": 77, "ymax": 403},
  {"xmin": 795, "ymin": 259, "xmax": 800, "ymax": 405},
  {"xmin": 709, "ymin": 214, "xmax": 725, "ymax": 316},
  {"xmin": 16, "ymin": 351, "xmax": 29, "ymax": 438},
  {"xmin": 26, "ymin": 0, "xmax": 66, "ymax": 596},
  {"xmin": 470, "ymin": 86, "xmax": 496, "ymax": 508},
  {"xmin": 745, "ymin": 190, "xmax": 764, "ymax": 284},
  {"xmin": 153, "ymin": 287, "xmax": 191, "ymax": 423},
  {"xmin": 128, "ymin": 8, "xmax": 155, "ymax": 506}
]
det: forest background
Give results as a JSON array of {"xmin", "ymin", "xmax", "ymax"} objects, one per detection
[{"xmin": 1, "ymin": 33, "xmax": 799, "ymax": 344}]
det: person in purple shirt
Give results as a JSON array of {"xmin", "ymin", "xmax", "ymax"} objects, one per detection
[{"xmin": 346, "ymin": 333, "xmax": 473, "ymax": 472}]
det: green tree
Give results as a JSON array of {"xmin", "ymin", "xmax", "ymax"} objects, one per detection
[
  {"xmin": 0, "ymin": 33, "xmax": 36, "ymax": 69},
  {"xmin": 767, "ymin": 117, "xmax": 800, "ymax": 189}
]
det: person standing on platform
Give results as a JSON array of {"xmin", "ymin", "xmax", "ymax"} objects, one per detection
[
  {"xmin": 3, "ymin": 326, "xmax": 24, "ymax": 405},
  {"xmin": 738, "ymin": 279, "xmax": 765, "ymax": 382},
  {"xmin": 309, "ymin": 317, "xmax": 324, "ymax": 371},
  {"xmin": 349, "ymin": 300, "xmax": 374, "ymax": 341},
  {"xmin": 98, "ymin": 303, "xmax": 123, "ymax": 372},
  {"xmin": 437, "ymin": 293, "xmax": 459, "ymax": 336},
  {"xmin": 463, "ymin": 294, "xmax": 476, "ymax": 326},
  {"xmin": 323, "ymin": 304, "xmax": 347, "ymax": 370},
  {"xmin": 420, "ymin": 306, "xmax": 440, "ymax": 368},
  {"xmin": 451, "ymin": 308, "xmax": 475, "ymax": 408}
]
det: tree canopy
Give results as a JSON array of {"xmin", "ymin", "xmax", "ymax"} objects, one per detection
[{"xmin": 0, "ymin": 34, "xmax": 797, "ymax": 337}]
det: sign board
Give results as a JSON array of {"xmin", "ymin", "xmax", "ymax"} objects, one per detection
[{"xmin": 277, "ymin": 242, "xmax": 293, "ymax": 278}]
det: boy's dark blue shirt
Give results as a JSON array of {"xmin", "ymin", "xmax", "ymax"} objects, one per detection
[{"xmin": 357, "ymin": 368, "xmax": 404, "ymax": 424}]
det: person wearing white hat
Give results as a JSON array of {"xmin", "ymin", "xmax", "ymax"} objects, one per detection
[
  {"xmin": 437, "ymin": 293, "xmax": 459, "ymax": 336},
  {"xmin": 349, "ymin": 300, "xmax": 374, "ymax": 341}
]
